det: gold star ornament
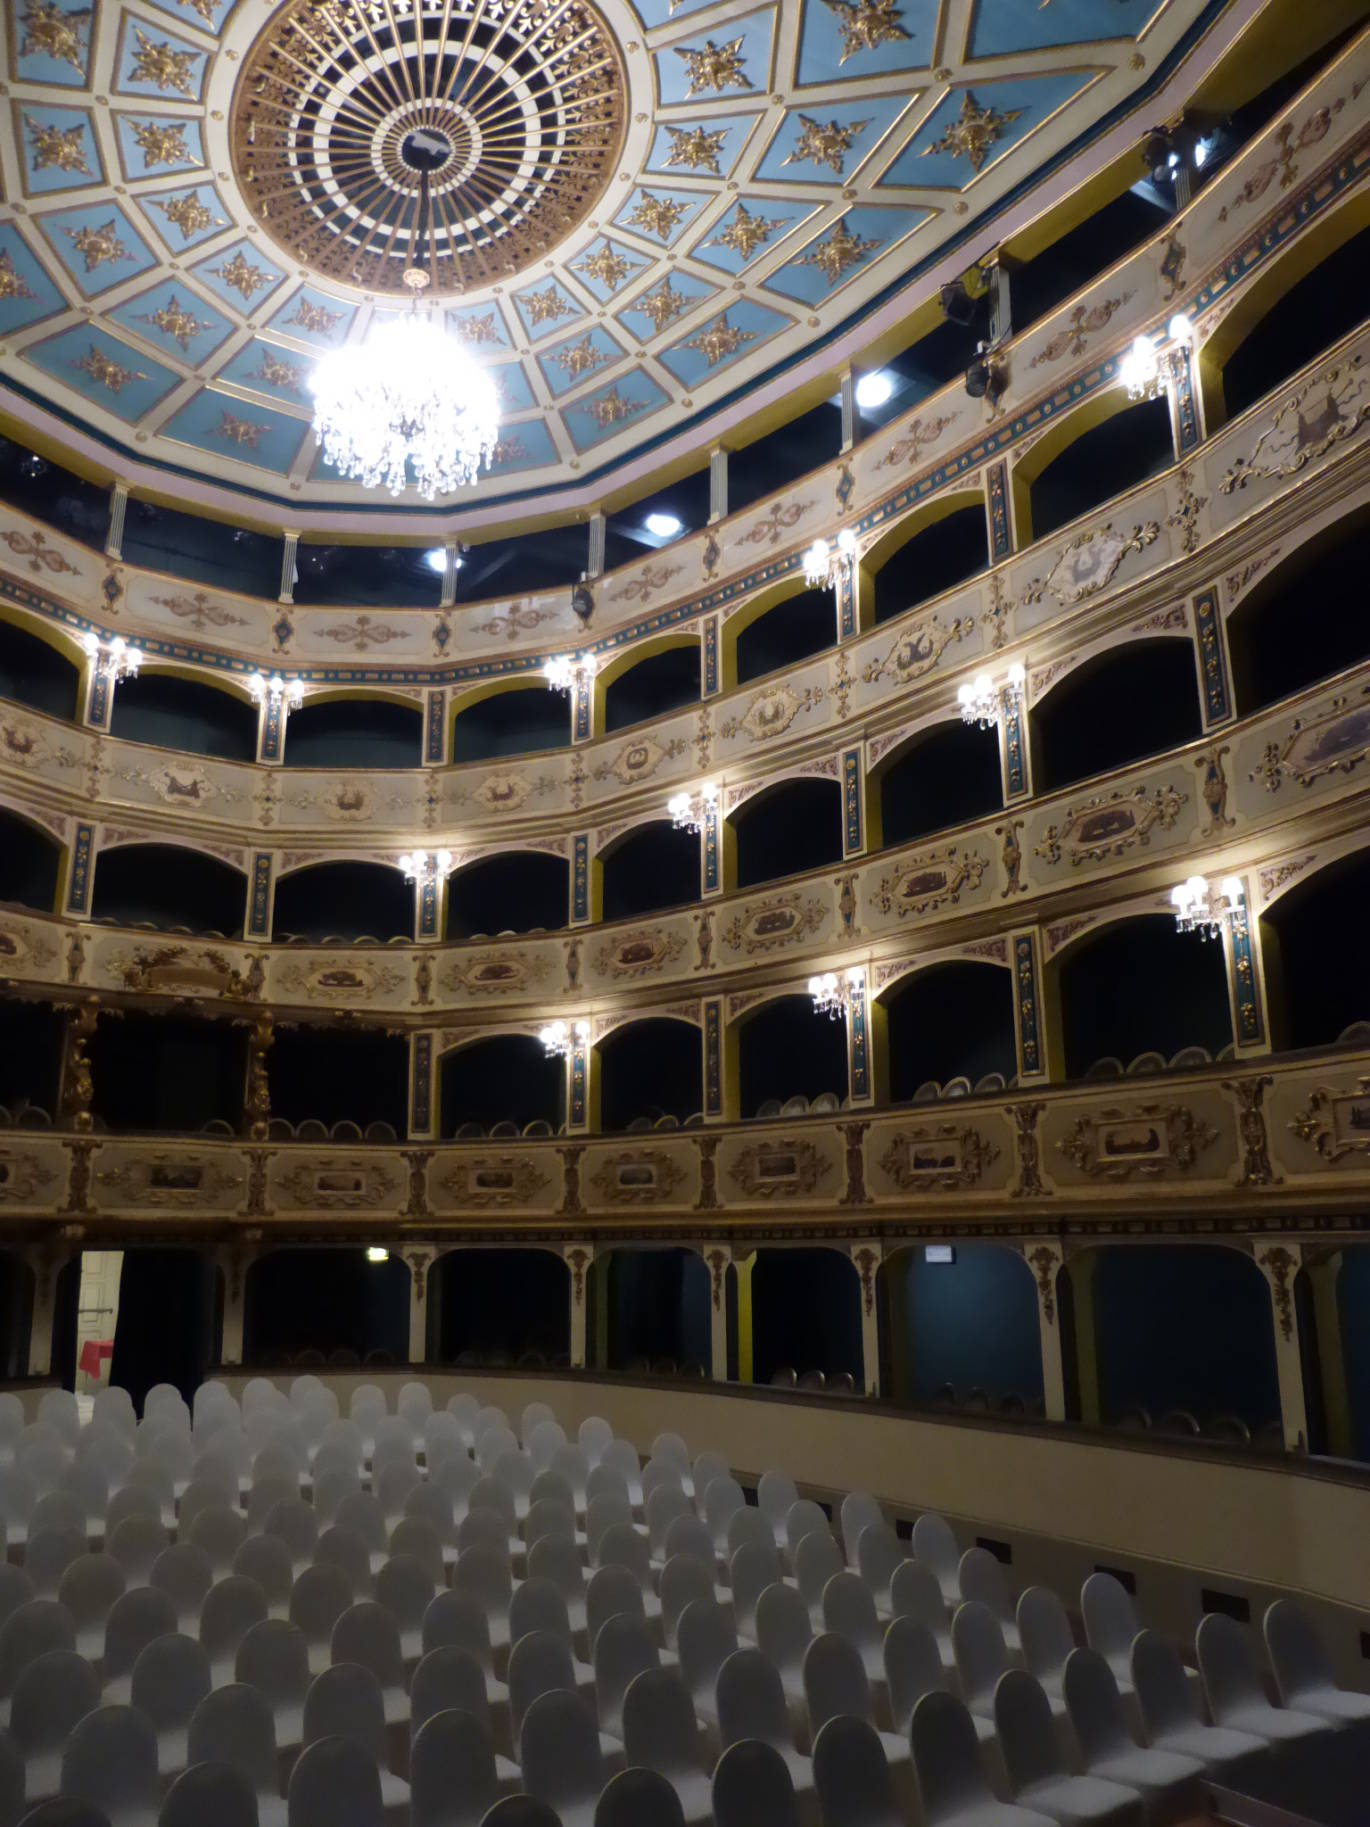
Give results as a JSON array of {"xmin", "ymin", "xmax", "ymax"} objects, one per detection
[
  {"xmin": 822, "ymin": 0, "xmax": 910, "ymax": 62},
  {"xmin": 796, "ymin": 215, "xmax": 880, "ymax": 284},
  {"xmin": 25, "ymin": 114, "xmax": 92, "ymax": 175},
  {"xmin": 625, "ymin": 191, "xmax": 689, "ymax": 242},
  {"xmin": 681, "ymin": 312, "xmax": 755, "ymax": 368},
  {"xmin": 664, "ymin": 125, "xmax": 728, "ymax": 174},
  {"xmin": 921, "ymin": 89, "xmax": 1023, "ymax": 174},
  {"xmin": 673, "ymin": 37, "xmax": 752, "ymax": 96},
  {"xmin": 707, "ymin": 202, "xmax": 785, "ymax": 261},
  {"xmin": 784, "ymin": 114, "xmax": 868, "ymax": 177},
  {"xmin": 71, "ymin": 343, "xmax": 148, "ymax": 394}
]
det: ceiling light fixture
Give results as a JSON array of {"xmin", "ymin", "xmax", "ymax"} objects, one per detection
[
  {"xmin": 309, "ymin": 159, "xmax": 499, "ymax": 499},
  {"xmin": 425, "ymin": 548, "xmax": 453, "ymax": 573},
  {"xmin": 644, "ymin": 511, "xmax": 683, "ymax": 539},
  {"xmin": 855, "ymin": 371, "xmax": 893, "ymax": 411}
]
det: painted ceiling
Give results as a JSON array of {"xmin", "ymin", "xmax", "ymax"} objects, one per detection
[{"xmin": 0, "ymin": 0, "xmax": 1218, "ymax": 515}]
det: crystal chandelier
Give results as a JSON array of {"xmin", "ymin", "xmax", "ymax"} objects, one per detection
[
  {"xmin": 540, "ymin": 1018, "xmax": 589, "ymax": 1059},
  {"xmin": 1171, "ymin": 873, "xmax": 1243, "ymax": 939},
  {"xmin": 1119, "ymin": 314, "xmax": 1194, "ymax": 402},
  {"xmin": 247, "ymin": 672, "xmax": 304, "ymax": 714},
  {"xmin": 308, "ymin": 166, "xmax": 499, "ymax": 499},
  {"xmin": 668, "ymin": 782, "xmax": 718, "ymax": 833},
  {"xmin": 81, "ymin": 631, "xmax": 142, "ymax": 686},
  {"xmin": 804, "ymin": 527, "xmax": 858, "ymax": 590},
  {"xmin": 809, "ymin": 966, "xmax": 864, "ymax": 1020},
  {"xmin": 957, "ymin": 661, "xmax": 1025, "ymax": 730},
  {"xmin": 398, "ymin": 848, "xmax": 454, "ymax": 884},
  {"xmin": 544, "ymin": 652, "xmax": 597, "ymax": 695}
]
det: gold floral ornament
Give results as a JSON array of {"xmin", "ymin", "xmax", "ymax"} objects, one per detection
[
  {"xmin": 553, "ymin": 334, "xmax": 610, "ymax": 380},
  {"xmin": 128, "ymin": 26, "xmax": 201, "ymax": 97},
  {"xmin": 522, "ymin": 282, "xmax": 574, "ymax": 326},
  {"xmin": 208, "ymin": 249, "xmax": 273, "ymax": 301},
  {"xmin": 248, "ymin": 350, "xmax": 304, "ymax": 391},
  {"xmin": 625, "ymin": 191, "xmax": 689, "ymax": 241},
  {"xmin": 674, "ymin": 37, "xmax": 752, "ymax": 96},
  {"xmin": 285, "ymin": 297, "xmax": 344, "ymax": 336},
  {"xmin": 633, "ymin": 276, "xmax": 689, "ymax": 336},
  {"xmin": 146, "ymin": 191, "xmax": 226, "ymax": 241},
  {"xmin": 451, "ymin": 312, "xmax": 499, "ymax": 345},
  {"xmin": 707, "ymin": 202, "xmax": 784, "ymax": 260},
  {"xmin": 681, "ymin": 312, "xmax": 755, "ymax": 367},
  {"xmin": 71, "ymin": 343, "xmax": 148, "ymax": 394},
  {"xmin": 63, "ymin": 219, "xmax": 135, "ymax": 273},
  {"xmin": 489, "ymin": 434, "xmax": 528, "ymax": 464},
  {"xmin": 129, "ymin": 119, "xmax": 195, "ymax": 167},
  {"xmin": 822, "ymin": 0, "xmax": 910, "ymax": 63},
  {"xmin": 921, "ymin": 89, "xmax": 1023, "ymax": 174},
  {"xmin": 213, "ymin": 410, "xmax": 267, "ymax": 448},
  {"xmin": 784, "ymin": 114, "xmax": 868, "ymax": 177},
  {"xmin": 586, "ymin": 386, "xmax": 646, "ymax": 429},
  {"xmin": 19, "ymin": 0, "xmax": 91, "ymax": 71},
  {"xmin": 0, "ymin": 253, "xmax": 37, "ymax": 302},
  {"xmin": 664, "ymin": 124, "xmax": 729, "ymax": 174},
  {"xmin": 573, "ymin": 244, "xmax": 638, "ymax": 291},
  {"xmin": 132, "ymin": 293, "xmax": 210, "ymax": 349},
  {"xmin": 797, "ymin": 215, "xmax": 880, "ymax": 285},
  {"xmin": 25, "ymin": 114, "xmax": 91, "ymax": 176}
]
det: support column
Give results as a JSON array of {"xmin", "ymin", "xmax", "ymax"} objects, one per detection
[
  {"xmin": 25, "ymin": 1247, "xmax": 69, "ymax": 1378},
  {"xmin": 1192, "ymin": 589, "xmax": 1234, "ymax": 730},
  {"xmin": 408, "ymin": 1032, "xmax": 436, "ymax": 1140},
  {"xmin": 839, "ymin": 370, "xmax": 856, "ymax": 453},
  {"xmin": 564, "ymin": 1244, "xmax": 594, "ymax": 1369},
  {"xmin": 703, "ymin": 1246, "xmax": 730, "ymax": 1382},
  {"xmin": 278, "ymin": 533, "xmax": 299, "ymax": 605},
  {"xmin": 440, "ymin": 540, "xmax": 460, "ymax": 609},
  {"xmin": 567, "ymin": 1023, "xmax": 591, "ymax": 1132},
  {"xmin": 105, "ymin": 482, "xmax": 128, "ymax": 560},
  {"xmin": 215, "ymin": 1245, "xmax": 252, "ymax": 1368},
  {"xmin": 1222, "ymin": 873, "xmax": 1270, "ymax": 1057},
  {"xmin": 1253, "ymin": 1241, "xmax": 1308, "ymax": 1452},
  {"xmin": 708, "ymin": 448, "xmax": 727, "ymax": 524},
  {"xmin": 401, "ymin": 1246, "xmax": 433, "ymax": 1365},
  {"xmin": 1064, "ymin": 1249, "xmax": 1102, "ymax": 1425},
  {"xmin": 1009, "ymin": 928, "xmax": 1051, "ymax": 1084},
  {"xmin": 1023, "ymin": 1240, "xmax": 1067, "ymax": 1422},
  {"xmin": 846, "ymin": 971, "xmax": 872, "ymax": 1106},
  {"xmin": 849, "ymin": 1242, "xmax": 882, "ymax": 1397},
  {"xmin": 1303, "ymin": 1251, "xmax": 1351, "ymax": 1457},
  {"xmin": 586, "ymin": 514, "xmax": 606, "ymax": 581},
  {"xmin": 424, "ymin": 690, "xmax": 449, "ymax": 765},
  {"xmin": 734, "ymin": 1251, "xmax": 755, "ymax": 1384}
]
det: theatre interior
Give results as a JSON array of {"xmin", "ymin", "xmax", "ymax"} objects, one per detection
[{"xmin": 0, "ymin": 0, "xmax": 1368, "ymax": 1821}]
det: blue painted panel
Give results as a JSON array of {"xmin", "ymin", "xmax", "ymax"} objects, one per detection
[
  {"xmin": 11, "ymin": 0, "xmax": 95, "ymax": 87},
  {"xmin": 137, "ymin": 183, "xmax": 232, "ymax": 249},
  {"xmin": 0, "ymin": 223, "xmax": 67, "ymax": 333},
  {"xmin": 113, "ymin": 17, "xmax": 209, "ymax": 100},
  {"xmin": 264, "ymin": 286, "xmax": 357, "ymax": 346},
  {"xmin": 654, "ymin": 11, "xmax": 775, "ymax": 106},
  {"xmin": 537, "ymin": 326, "xmax": 627, "ymax": 399},
  {"xmin": 23, "ymin": 323, "xmax": 180, "ymax": 421},
  {"xmin": 563, "ymin": 372, "xmax": 669, "ymax": 452},
  {"xmin": 140, "ymin": 0, "xmax": 239, "ymax": 33},
  {"xmin": 763, "ymin": 205, "xmax": 926, "ymax": 304},
  {"xmin": 445, "ymin": 301, "xmax": 513, "ymax": 350},
  {"xmin": 512, "ymin": 277, "xmax": 585, "ymax": 340},
  {"xmin": 488, "ymin": 360, "xmax": 537, "ymax": 414},
  {"xmin": 190, "ymin": 239, "xmax": 288, "ymax": 313},
  {"xmin": 795, "ymin": 0, "xmax": 934, "ymax": 86},
  {"xmin": 881, "ymin": 73, "xmax": 1093, "ymax": 188},
  {"xmin": 689, "ymin": 197, "xmax": 816, "ymax": 275},
  {"xmin": 610, "ymin": 187, "xmax": 707, "ymax": 249},
  {"xmin": 657, "ymin": 298, "xmax": 790, "ymax": 385},
  {"xmin": 486, "ymin": 419, "xmax": 560, "ymax": 476},
  {"xmin": 215, "ymin": 336, "xmax": 316, "ymax": 407},
  {"xmin": 161, "ymin": 389, "xmax": 309, "ymax": 473},
  {"xmin": 110, "ymin": 278, "xmax": 235, "ymax": 363},
  {"xmin": 36, "ymin": 201, "xmax": 157, "ymax": 296},
  {"xmin": 17, "ymin": 104, "xmax": 102, "ymax": 195},
  {"xmin": 614, "ymin": 270, "xmax": 718, "ymax": 345},
  {"xmin": 644, "ymin": 114, "xmax": 759, "ymax": 181},
  {"xmin": 113, "ymin": 112, "xmax": 205, "ymax": 180},
  {"xmin": 969, "ymin": 0, "xmax": 1156, "ymax": 57},
  {"xmin": 755, "ymin": 96, "xmax": 909, "ymax": 184},
  {"xmin": 570, "ymin": 238, "xmax": 651, "ymax": 303}
]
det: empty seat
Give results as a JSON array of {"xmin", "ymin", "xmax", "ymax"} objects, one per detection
[
  {"xmin": 711, "ymin": 1738, "xmax": 798, "ymax": 1827},
  {"xmin": 409, "ymin": 1708, "xmax": 501, "ymax": 1827},
  {"xmin": 1263, "ymin": 1599, "xmax": 1370, "ymax": 1724},
  {"xmin": 811, "ymin": 1714, "xmax": 902, "ymax": 1827},
  {"xmin": 1196, "ymin": 1614, "xmax": 1330, "ymax": 1745},
  {"xmin": 130, "ymin": 1633, "xmax": 211, "ymax": 1777},
  {"xmin": 286, "ymin": 1735, "xmax": 383, "ymax": 1827},
  {"xmin": 996, "ymin": 1667, "xmax": 1143, "ymax": 1826},
  {"xmin": 157, "ymin": 1761, "xmax": 259, "ymax": 1827},
  {"xmin": 10, "ymin": 1649, "xmax": 101, "ymax": 1802},
  {"xmin": 1128, "ymin": 1630, "xmax": 1266, "ymax": 1774},
  {"xmin": 59, "ymin": 1706, "xmax": 161, "ymax": 1827},
  {"xmin": 518, "ymin": 1689, "xmax": 605, "ymax": 1827},
  {"xmin": 1064, "ymin": 1649, "xmax": 1205, "ymax": 1815},
  {"xmin": 620, "ymin": 1666, "xmax": 710, "ymax": 1826},
  {"xmin": 909, "ymin": 1689, "xmax": 1056, "ymax": 1827}
]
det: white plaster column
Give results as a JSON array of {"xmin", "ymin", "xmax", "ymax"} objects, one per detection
[
  {"xmin": 702, "ymin": 1244, "xmax": 731, "ymax": 1382},
  {"xmin": 564, "ymin": 1244, "xmax": 593, "ymax": 1369},
  {"xmin": 1253, "ymin": 1240, "xmax": 1308, "ymax": 1451},
  {"xmin": 401, "ymin": 1246, "xmax": 434, "ymax": 1365},
  {"xmin": 849, "ymin": 1241, "xmax": 883, "ymax": 1397},
  {"xmin": 24, "ymin": 1248, "xmax": 67, "ymax": 1378},
  {"xmin": 215, "ymin": 1246, "xmax": 251, "ymax": 1367},
  {"xmin": 1023, "ymin": 1240, "xmax": 1067, "ymax": 1422}
]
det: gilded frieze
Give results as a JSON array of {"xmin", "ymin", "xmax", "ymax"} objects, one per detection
[
  {"xmin": 870, "ymin": 846, "xmax": 987, "ymax": 918},
  {"xmin": 1288, "ymin": 1077, "xmax": 1370, "ymax": 1165},
  {"xmin": 588, "ymin": 1149, "xmax": 689, "ymax": 1206},
  {"xmin": 274, "ymin": 956, "xmax": 408, "ymax": 1001},
  {"xmin": 1053, "ymin": 1103, "xmax": 1221, "ymax": 1181},
  {"xmin": 862, "ymin": 612, "xmax": 969, "ymax": 684},
  {"xmin": 94, "ymin": 1153, "xmax": 245, "ymax": 1206},
  {"xmin": 438, "ymin": 951, "xmax": 554, "ymax": 997},
  {"xmin": 1248, "ymin": 691, "xmax": 1370, "ymax": 794},
  {"xmin": 114, "ymin": 944, "xmax": 257, "ymax": 999},
  {"xmin": 726, "ymin": 1135, "xmax": 835, "ymax": 1199},
  {"xmin": 1220, "ymin": 353, "xmax": 1369, "ymax": 493},
  {"xmin": 276, "ymin": 1157, "xmax": 399, "ymax": 1209},
  {"xmin": 592, "ymin": 927, "xmax": 687, "ymax": 980},
  {"xmin": 1034, "ymin": 784, "xmax": 1188, "ymax": 867},
  {"xmin": 0, "ymin": 919, "xmax": 62, "ymax": 975},
  {"xmin": 438, "ymin": 1155, "xmax": 553, "ymax": 1206},
  {"xmin": 117, "ymin": 761, "xmax": 239, "ymax": 810},
  {"xmin": 1, "ymin": 712, "xmax": 81, "ymax": 772},
  {"xmin": 719, "ymin": 684, "xmax": 824, "ymax": 743},
  {"xmin": 1020, "ymin": 520, "xmax": 1161, "ymax": 610},
  {"xmin": 877, "ymin": 1124, "xmax": 999, "ymax": 1191},
  {"xmin": 592, "ymin": 734, "xmax": 687, "ymax": 786},
  {"xmin": 0, "ymin": 1149, "xmax": 59, "ymax": 1202},
  {"xmin": 721, "ymin": 892, "xmax": 827, "ymax": 955}
]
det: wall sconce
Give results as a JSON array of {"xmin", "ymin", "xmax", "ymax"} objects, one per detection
[
  {"xmin": 80, "ymin": 632, "xmax": 142, "ymax": 687},
  {"xmin": 540, "ymin": 1017, "xmax": 589, "ymax": 1059},
  {"xmin": 957, "ymin": 661, "xmax": 1025, "ymax": 730},
  {"xmin": 1119, "ymin": 314, "xmax": 1194, "ymax": 402},
  {"xmin": 544, "ymin": 651, "xmax": 597, "ymax": 694},
  {"xmin": 1171, "ymin": 873, "xmax": 1243, "ymax": 939},
  {"xmin": 365, "ymin": 1246, "xmax": 390, "ymax": 1264},
  {"xmin": 248, "ymin": 672, "xmax": 304, "ymax": 715},
  {"xmin": 809, "ymin": 966, "xmax": 864, "ymax": 1021},
  {"xmin": 398, "ymin": 848, "xmax": 454, "ymax": 885},
  {"xmin": 667, "ymin": 782, "xmax": 718, "ymax": 834},
  {"xmin": 803, "ymin": 527, "xmax": 857, "ymax": 592}
]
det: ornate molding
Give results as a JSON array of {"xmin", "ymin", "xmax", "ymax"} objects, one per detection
[
  {"xmin": 1288, "ymin": 1076, "xmax": 1370, "ymax": 1164},
  {"xmin": 878, "ymin": 1124, "xmax": 999, "ymax": 1191},
  {"xmin": 727, "ymin": 1136, "xmax": 835, "ymax": 1200},
  {"xmin": 588, "ymin": 1149, "xmax": 688, "ymax": 1207},
  {"xmin": 1055, "ymin": 1104, "xmax": 1220, "ymax": 1181}
]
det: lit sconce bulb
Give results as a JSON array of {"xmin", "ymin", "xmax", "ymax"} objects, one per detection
[
  {"xmin": 365, "ymin": 1246, "xmax": 389, "ymax": 1264},
  {"xmin": 836, "ymin": 527, "xmax": 858, "ymax": 558},
  {"xmin": 1120, "ymin": 333, "xmax": 1161, "ymax": 401},
  {"xmin": 1218, "ymin": 875, "xmax": 1244, "ymax": 912},
  {"xmin": 574, "ymin": 1020, "xmax": 591, "ymax": 1042},
  {"xmin": 1006, "ymin": 661, "xmax": 1026, "ymax": 692},
  {"xmin": 80, "ymin": 631, "xmax": 100, "ymax": 660},
  {"xmin": 1167, "ymin": 312, "xmax": 1194, "ymax": 348},
  {"xmin": 435, "ymin": 849, "xmax": 453, "ymax": 874}
]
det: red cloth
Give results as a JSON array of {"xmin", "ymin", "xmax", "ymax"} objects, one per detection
[{"xmin": 78, "ymin": 1339, "xmax": 113, "ymax": 1378}]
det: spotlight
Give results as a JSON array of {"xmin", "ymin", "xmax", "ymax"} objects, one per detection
[
  {"xmin": 855, "ymin": 371, "xmax": 893, "ymax": 411},
  {"xmin": 644, "ymin": 511, "xmax": 682, "ymax": 538},
  {"xmin": 425, "ymin": 547, "xmax": 462, "ymax": 572},
  {"xmin": 571, "ymin": 583, "xmax": 595, "ymax": 623},
  {"xmin": 365, "ymin": 1246, "xmax": 389, "ymax": 1264},
  {"xmin": 964, "ymin": 343, "xmax": 1006, "ymax": 403},
  {"xmin": 1142, "ymin": 126, "xmax": 1175, "ymax": 183},
  {"xmin": 939, "ymin": 280, "xmax": 976, "ymax": 326}
]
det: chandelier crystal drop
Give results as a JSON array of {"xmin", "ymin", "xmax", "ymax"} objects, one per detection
[
  {"xmin": 957, "ymin": 661, "xmax": 1024, "ymax": 730},
  {"xmin": 309, "ymin": 314, "xmax": 500, "ymax": 500},
  {"xmin": 803, "ymin": 526, "xmax": 858, "ymax": 591},
  {"xmin": 541, "ymin": 1018, "xmax": 590, "ymax": 1059},
  {"xmin": 1171, "ymin": 873, "xmax": 1243, "ymax": 939},
  {"xmin": 809, "ymin": 966, "xmax": 864, "ymax": 1020},
  {"xmin": 668, "ymin": 782, "xmax": 718, "ymax": 834},
  {"xmin": 397, "ymin": 848, "xmax": 454, "ymax": 884},
  {"xmin": 1119, "ymin": 313, "xmax": 1194, "ymax": 403},
  {"xmin": 81, "ymin": 631, "xmax": 141, "ymax": 685},
  {"xmin": 544, "ymin": 652, "xmax": 597, "ymax": 695},
  {"xmin": 247, "ymin": 671, "xmax": 304, "ymax": 712}
]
